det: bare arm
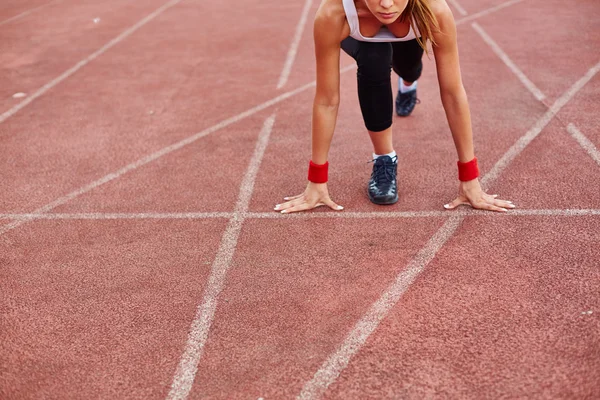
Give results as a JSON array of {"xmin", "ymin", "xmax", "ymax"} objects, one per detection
[
  {"xmin": 274, "ymin": 1, "xmax": 346, "ymax": 214},
  {"xmin": 311, "ymin": 3, "xmax": 345, "ymax": 164},
  {"xmin": 432, "ymin": 2, "xmax": 514, "ymax": 211},
  {"xmin": 432, "ymin": 3, "xmax": 474, "ymax": 163}
]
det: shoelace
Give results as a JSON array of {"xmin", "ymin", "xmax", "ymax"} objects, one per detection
[
  {"xmin": 369, "ymin": 158, "xmax": 397, "ymax": 187},
  {"xmin": 398, "ymin": 94, "xmax": 421, "ymax": 108}
]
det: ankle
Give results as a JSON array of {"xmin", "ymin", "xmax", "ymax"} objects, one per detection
[
  {"xmin": 372, "ymin": 150, "xmax": 397, "ymax": 161},
  {"xmin": 399, "ymin": 79, "xmax": 417, "ymax": 93}
]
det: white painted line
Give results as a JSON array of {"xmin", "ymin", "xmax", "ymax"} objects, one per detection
[
  {"xmin": 567, "ymin": 124, "xmax": 600, "ymax": 167},
  {"xmin": 507, "ymin": 209, "xmax": 600, "ymax": 216},
  {"xmin": 235, "ymin": 118, "xmax": 277, "ymax": 212},
  {"xmin": 297, "ymin": 62, "xmax": 600, "ymax": 399},
  {"xmin": 455, "ymin": 0, "xmax": 524, "ymax": 26},
  {"xmin": 447, "ymin": 0, "xmax": 468, "ymax": 16},
  {"xmin": 0, "ymin": 65, "xmax": 355, "ymax": 237},
  {"xmin": 471, "ymin": 23, "xmax": 545, "ymax": 102},
  {"xmin": 0, "ymin": 212, "xmax": 233, "ymax": 220},
  {"xmin": 0, "ymin": 0, "xmax": 61, "ymax": 27},
  {"xmin": 247, "ymin": 209, "xmax": 600, "ymax": 218},
  {"xmin": 297, "ymin": 216, "xmax": 464, "ymax": 400},
  {"xmin": 0, "ymin": 0, "xmax": 184, "ymax": 125},
  {"xmin": 481, "ymin": 60, "xmax": 600, "ymax": 187},
  {"xmin": 471, "ymin": 22, "xmax": 546, "ymax": 101},
  {"xmin": 277, "ymin": 0, "xmax": 313, "ymax": 89},
  {"xmin": 3, "ymin": 209, "xmax": 600, "ymax": 220},
  {"xmin": 249, "ymin": 211, "xmax": 453, "ymax": 218},
  {"xmin": 166, "ymin": 115, "xmax": 276, "ymax": 400}
]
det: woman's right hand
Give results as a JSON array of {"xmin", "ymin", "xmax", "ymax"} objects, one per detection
[{"xmin": 274, "ymin": 182, "xmax": 344, "ymax": 214}]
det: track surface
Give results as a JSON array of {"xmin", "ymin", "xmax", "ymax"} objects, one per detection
[{"xmin": 1, "ymin": 0, "xmax": 599, "ymax": 399}]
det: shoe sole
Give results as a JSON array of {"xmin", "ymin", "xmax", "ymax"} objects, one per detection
[{"xmin": 368, "ymin": 192, "xmax": 399, "ymax": 205}]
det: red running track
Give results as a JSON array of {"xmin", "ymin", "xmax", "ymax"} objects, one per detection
[{"xmin": 1, "ymin": 0, "xmax": 599, "ymax": 399}]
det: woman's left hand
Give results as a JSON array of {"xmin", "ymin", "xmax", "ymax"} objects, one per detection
[{"xmin": 443, "ymin": 178, "xmax": 515, "ymax": 212}]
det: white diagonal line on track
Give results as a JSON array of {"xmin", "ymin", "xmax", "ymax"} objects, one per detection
[
  {"xmin": 166, "ymin": 115, "xmax": 276, "ymax": 400},
  {"xmin": 277, "ymin": 0, "xmax": 313, "ymax": 89},
  {"xmin": 0, "ymin": 0, "xmax": 184, "ymax": 124},
  {"xmin": 567, "ymin": 124, "xmax": 600, "ymax": 167},
  {"xmin": 447, "ymin": 0, "xmax": 467, "ymax": 16},
  {"xmin": 297, "ymin": 216, "xmax": 464, "ymax": 400},
  {"xmin": 455, "ymin": 0, "xmax": 524, "ymax": 26},
  {"xmin": 472, "ymin": 22, "xmax": 546, "ymax": 102},
  {"xmin": 0, "ymin": 0, "xmax": 61, "ymax": 27}
]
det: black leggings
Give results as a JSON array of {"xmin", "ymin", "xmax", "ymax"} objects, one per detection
[{"xmin": 341, "ymin": 37, "xmax": 424, "ymax": 132}]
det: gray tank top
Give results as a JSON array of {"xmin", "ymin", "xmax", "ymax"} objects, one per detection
[{"xmin": 342, "ymin": 0, "xmax": 420, "ymax": 42}]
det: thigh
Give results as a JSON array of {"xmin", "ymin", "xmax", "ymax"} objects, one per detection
[
  {"xmin": 342, "ymin": 37, "xmax": 392, "ymax": 65},
  {"xmin": 391, "ymin": 39, "xmax": 424, "ymax": 76},
  {"xmin": 341, "ymin": 36, "xmax": 362, "ymax": 60}
]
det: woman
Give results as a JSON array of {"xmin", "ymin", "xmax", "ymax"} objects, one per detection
[{"xmin": 274, "ymin": 0, "xmax": 514, "ymax": 213}]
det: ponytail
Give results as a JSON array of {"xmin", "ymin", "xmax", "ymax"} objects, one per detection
[{"xmin": 401, "ymin": 0, "xmax": 440, "ymax": 52}]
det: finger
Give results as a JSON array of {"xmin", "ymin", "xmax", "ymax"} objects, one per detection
[
  {"xmin": 494, "ymin": 199, "xmax": 516, "ymax": 208},
  {"xmin": 473, "ymin": 202, "xmax": 508, "ymax": 212},
  {"xmin": 481, "ymin": 193, "xmax": 514, "ymax": 208},
  {"xmin": 444, "ymin": 196, "xmax": 468, "ymax": 210},
  {"xmin": 283, "ymin": 194, "xmax": 303, "ymax": 201},
  {"xmin": 280, "ymin": 202, "xmax": 313, "ymax": 214},
  {"xmin": 275, "ymin": 197, "xmax": 305, "ymax": 211},
  {"xmin": 483, "ymin": 193, "xmax": 505, "ymax": 203},
  {"xmin": 323, "ymin": 197, "xmax": 344, "ymax": 211}
]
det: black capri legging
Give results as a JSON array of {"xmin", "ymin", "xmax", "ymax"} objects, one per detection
[{"xmin": 341, "ymin": 37, "xmax": 424, "ymax": 132}]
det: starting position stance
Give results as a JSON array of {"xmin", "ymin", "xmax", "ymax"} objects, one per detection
[{"xmin": 275, "ymin": 0, "xmax": 514, "ymax": 213}]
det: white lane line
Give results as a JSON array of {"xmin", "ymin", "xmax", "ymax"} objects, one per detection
[
  {"xmin": 247, "ymin": 209, "xmax": 600, "ymax": 218},
  {"xmin": 0, "ymin": 0, "xmax": 183, "ymax": 124},
  {"xmin": 2, "ymin": 209, "xmax": 600, "ymax": 220},
  {"xmin": 567, "ymin": 124, "xmax": 600, "ymax": 167},
  {"xmin": 455, "ymin": 0, "xmax": 524, "ymax": 26},
  {"xmin": 297, "ymin": 63, "xmax": 600, "ymax": 399},
  {"xmin": 251, "ymin": 211, "xmax": 453, "ymax": 218},
  {"xmin": 0, "ymin": 64, "xmax": 356, "ymax": 237},
  {"xmin": 277, "ymin": 0, "xmax": 313, "ymax": 89},
  {"xmin": 506, "ymin": 209, "xmax": 600, "ymax": 216},
  {"xmin": 166, "ymin": 115, "xmax": 276, "ymax": 400},
  {"xmin": 471, "ymin": 22, "xmax": 545, "ymax": 102},
  {"xmin": 447, "ymin": 0, "xmax": 468, "ymax": 16},
  {"xmin": 297, "ymin": 216, "xmax": 464, "ymax": 400},
  {"xmin": 481, "ymin": 60, "xmax": 600, "ymax": 187},
  {"xmin": 0, "ymin": 0, "xmax": 61, "ymax": 27},
  {"xmin": 0, "ymin": 212, "xmax": 233, "ymax": 220}
]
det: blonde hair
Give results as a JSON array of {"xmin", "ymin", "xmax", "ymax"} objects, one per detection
[{"xmin": 401, "ymin": 0, "xmax": 440, "ymax": 52}]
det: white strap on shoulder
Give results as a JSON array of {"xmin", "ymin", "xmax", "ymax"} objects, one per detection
[{"xmin": 341, "ymin": 0, "xmax": 359, "ymax": 37}]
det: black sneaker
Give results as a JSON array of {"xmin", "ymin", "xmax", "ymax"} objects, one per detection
[
  {"xmin": 368, "ymin": 155, "xmax": 398, "ymax": 205},
  {"xmin": 395, "ymin": 89, "xmax": 419, "ymax": 117}
]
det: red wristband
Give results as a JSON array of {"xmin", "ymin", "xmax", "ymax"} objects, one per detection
[
  {"xmin": 308, "ymin": 160, "xmax": 329, "ymax": 183},
  {"xmin": 457, "ymin": 157, "xmax": 479, "ymax": 181}
]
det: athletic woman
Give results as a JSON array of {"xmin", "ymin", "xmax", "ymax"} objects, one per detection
[{"xmin": 274, "ymin": 0, "xmax": 515, "ymax": 213}]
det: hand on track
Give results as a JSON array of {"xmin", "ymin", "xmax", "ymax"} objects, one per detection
[
  {"xmin": 444, "ymin": 178, "xmax": 515, "ymax": 212},
  {"xmin": 275, "ymin": 182, "xmax": 344, "ymax": 214}
]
